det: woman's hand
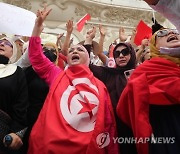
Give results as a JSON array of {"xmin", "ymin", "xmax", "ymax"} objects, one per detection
[
  {"xmin": 86, "ymin": 26, "xmax": 96, "ymax": 39},
  {"xmin": 119, "ymin": 27, "xmax": 128, "ymax": 42},
  {"xmin": 32, "ymin": 6, "xmax": 52, "ymax": 36},
  {"xmin": 36, "ymin": 6, "xmax": 52, "ymax": 27},
  {"xmin": 99, "ymin": 24, "xmax": 107, "ymax": 37},
  {"xmin": 57, "ymin": 33, "xmax": 64, "ymax": 40},
  {"xmin": 84, "ymin": 26, "xmax": 96, "ymax": 45},
  {"xmin": 66, "ymin": 20, "xmax": 73, "ymax": 35}
]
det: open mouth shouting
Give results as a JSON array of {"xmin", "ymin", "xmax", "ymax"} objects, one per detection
[
  {"xmin": 71, "ymin": 54, "xmax": 80, "ymax": 62},
  {"xmin": 167, "ymin": 35, "xmax": 179, "ymax": 42}
]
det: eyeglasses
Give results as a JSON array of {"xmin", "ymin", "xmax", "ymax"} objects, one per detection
[
  {"xmin": 0, "ymin": 40, "xmax": 13, "ymax": 48},
  {"xmin": 114, "ymin": 48, "xmax": 130, "ymax": 58},
  {"xmin": 156, "ymin": 29, "xmax": 179, "ymax": 38}
]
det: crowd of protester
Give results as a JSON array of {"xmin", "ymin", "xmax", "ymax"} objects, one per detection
[{"xmin": 0, "ymin": 0, "xmax": 179, "ymax": 153}]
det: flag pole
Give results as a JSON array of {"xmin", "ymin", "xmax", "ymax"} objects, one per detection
[{"xmin": 152, "ymin": 9, "xmax": 155, "ymax": 23}]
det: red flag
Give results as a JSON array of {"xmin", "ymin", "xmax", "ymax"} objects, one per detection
[
  {"xmin": 28, "ymin": 65, "xmax": 118, "ymax": 154},
  {"xmin": 76, "ymin": 14, "xmax": 91, "ymax": 32},
  {"xmin": 134, "ymin": 20, "xmax": 152, "ymax": 46}
]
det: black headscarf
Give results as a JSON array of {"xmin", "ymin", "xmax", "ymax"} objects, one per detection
[
  {"xmin": 90, "ymin": 42, "xmax": 137, "ymax": 106},
  {"xmin": 104, "ymin": 42, "xmax": 136, "ymax": 74},
  {"xmin": 93, "ymin": 42, "xmax": 137, "ymax": 107},
  {"xmin": 151, "ymin": 17, "xmax": 164, "ymax": 34},
  {"xmin": 109, "ymin": 43, "xmax": 137, "ymax": 153}
]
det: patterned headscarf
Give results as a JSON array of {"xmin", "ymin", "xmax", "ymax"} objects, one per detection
[{"xmin": 150, "ymin": 30, "xmax": 180, "ymax": 65}]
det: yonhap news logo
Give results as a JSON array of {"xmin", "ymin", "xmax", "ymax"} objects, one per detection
[
  {"xmin": 113, "ymin": 136, "xmax": 175, "ymax": 144},
  {"xmin": 96, "ymin": 132, "xmax": 110, "ymax": 148},
  {"xmin": 96, "ymin": 132, "xmax": 176, "ymax": 148}
]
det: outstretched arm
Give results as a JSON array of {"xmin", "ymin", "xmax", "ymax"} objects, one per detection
[
  {"xmin": 119, "ymin": 27, "xmax": 128, "ymax": 42},
  {"xmin": 29, "ymin": 6, "xmax": 61, "ymax": 86},
  {"xmin": 84, "ymin": 26, "xmax": 96, "ymax": 45},
  {"xmin": 56, "ymin": 33, "xmax": 64, "ymax": 49},
  {"xmin": 129, "ymin": 28, "xmax": 137, "ymax": 48},
  {"xmin": 97, "ymin": 25, "xmax": 108, "ymax": 65},
  {"xmin": 32, "ymin": 6, "xmax": 52, "ymax": 37},
  {"xmin": 61, "ymin": 20, "xmax": 73, "ymax": 56}
]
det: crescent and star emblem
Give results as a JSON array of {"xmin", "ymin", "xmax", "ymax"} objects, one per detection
[{"xmin": 60, "ymin": 78, "xmax": 99, "ymax": 132}]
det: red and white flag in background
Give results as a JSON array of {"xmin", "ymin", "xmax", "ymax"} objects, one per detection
[
  {"xmin": 134, "ymin": 20, "xmax": 152, "ymax": 46},
  {"xmin": 76, "ymin": 13, "xmax": 91, "ymax": 32}
]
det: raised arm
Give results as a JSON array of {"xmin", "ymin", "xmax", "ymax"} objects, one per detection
[
  {"xmin": 129, "ymin": 28, "xmax": 137, "ymax": 48},
  {"xmin": 61, "ymin": 20, "xmax": 73, "ymax": 56},
  {"xmin": 97, "ymin": 25, "xmax": 108, "ymax": 65},
  {"xmin": 56, "ymin": 33, "xmax": 64, "ymax": 49},
  {"xmin": 32, "ymin": 6, "xmax": 51, "ymax": 37},
  {"xmin": 29, "ymin": 6, "xmax": 61, "ymax": 86},
  {"xmin": 84, "ymin": 26, "xmax": 96, "ymax": 45},
  {"xmin": 119, "ymin": 27, "xmax": 128, "ymax": 42}
]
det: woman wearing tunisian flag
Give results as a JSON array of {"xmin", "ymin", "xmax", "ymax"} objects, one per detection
[{"xmin": 27, "ymin": 6, "xmax": 118, "ymax": 154}]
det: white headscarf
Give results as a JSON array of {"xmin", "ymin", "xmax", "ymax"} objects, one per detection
[
  {"xmin": 0, "ymin": 37, "xmax": 18, "ymax": 63},
  {"xmin": 0, "ymin": 37, "xmax": 17, "ymax": 78}
]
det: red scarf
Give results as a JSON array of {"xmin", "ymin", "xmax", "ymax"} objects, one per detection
[
  {"xmin": 117, "ymin": 58, "xmax": 180, "ymax": 154},
  {"xmin": 28, "ymin": 65, "xmax": 118, "ymax": 154},
  {"xmin": 58, "ymin": 53, "xmax": 67, "ymax": 69}
]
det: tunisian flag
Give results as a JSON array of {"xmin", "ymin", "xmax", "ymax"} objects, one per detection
[
  {"xmin": 134, "ymin": 20, "xmax": 152, "ymax": 46},
  {"xmin": 28, "ymin": 65, "xmax": 118, "ymax": 154},
  {"xmin": 107, "ymin": 44, "xmax": 116, "ymax": 68},
  {"xmin": 76, "ymin": 14, "xmax": 91, "ymax": 32},
  {"xmin": 117, "ymin": 58, "xmax": 180, "ymax": 154}
]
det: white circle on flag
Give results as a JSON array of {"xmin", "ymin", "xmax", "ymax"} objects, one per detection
[
  {"xmin": 107, "ymin": 57, "xmax": 116, "ymax": 68},
  {"xmin": 60, "ymin": 78, "xmax": 99, "ymax": 132}
]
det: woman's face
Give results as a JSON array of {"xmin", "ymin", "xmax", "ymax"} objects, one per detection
[
  {"xmin": 114, "ymin": 46, "xmax": 131, "ymax": 67},
  {"xmin": 155, "ymin": 29, "xmax": 180, "ymax": 49},
  {"xmin": 0, "ymin": 39, "xmax": 13, "ymax": 59},
  {"xmin": 67, "ymin": 44, "xmax": 89, "ymax": 66},
  {"xmin": 43, "ymin": 45, "xmax": 58, "ymax": 63}
]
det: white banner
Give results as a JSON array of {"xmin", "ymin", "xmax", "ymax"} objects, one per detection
[{"xmin": 0, "ymin": 2, "xmax": 36, "ymax": 36}]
